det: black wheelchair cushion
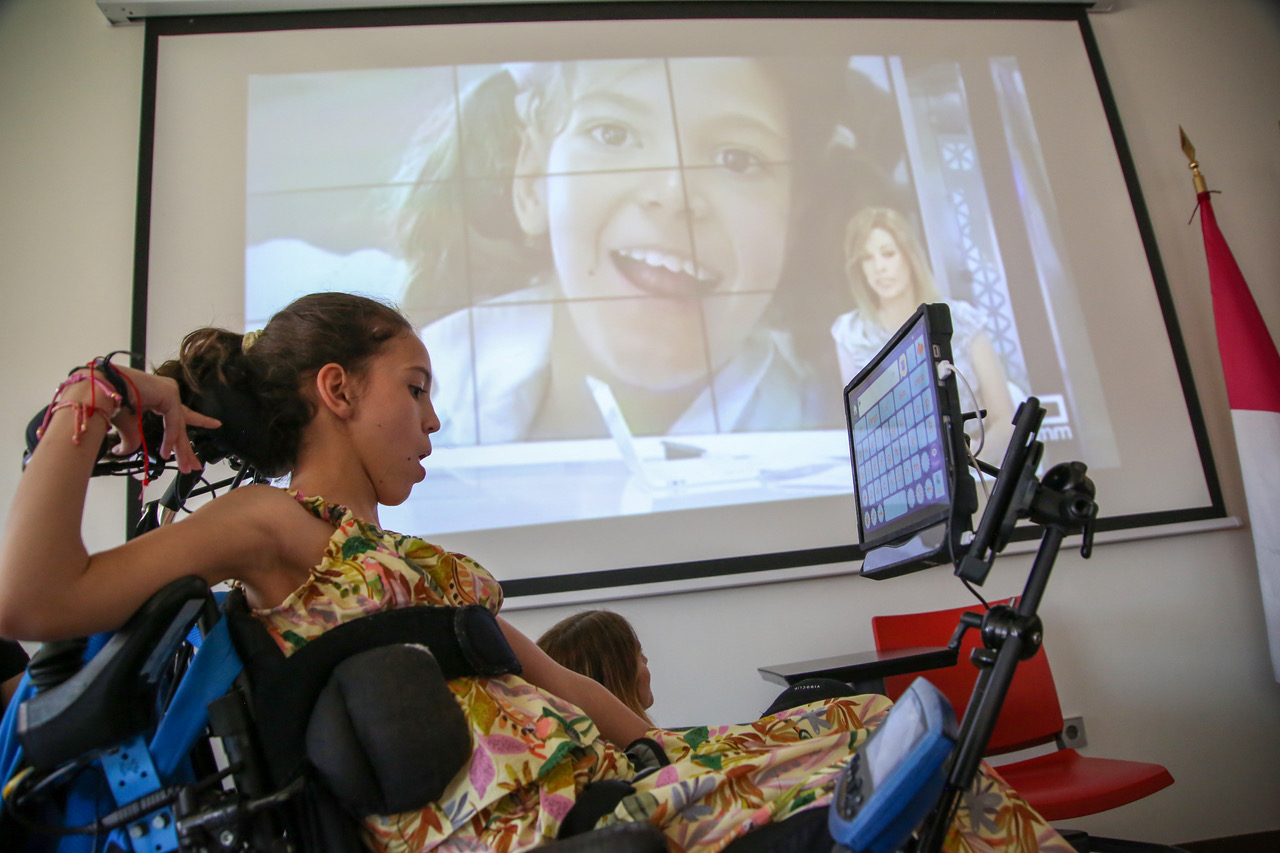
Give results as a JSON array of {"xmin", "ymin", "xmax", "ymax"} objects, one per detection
[
  {"xmin": 307, "ymin": 643, "xmax": 472, "ymax": 816},
  {"xmin": 223, "ymin": 591, "xmax": 520, "ymax": 795}
]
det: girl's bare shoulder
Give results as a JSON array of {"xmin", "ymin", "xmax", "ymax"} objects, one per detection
[
  {"xmin": 189, "ymin": 482, "xmax": 297, "ymax": 519},
  {"xmin": 186, "ymin": 484, "xmax": 327, "ymax": 548},
  {"xmin": 185, "ymin": 484, "xmax": 335, "ymax": 599}
]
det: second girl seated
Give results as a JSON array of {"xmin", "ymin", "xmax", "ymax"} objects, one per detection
[{"xmin": 537, "ymin": 609, "xmax": 655, "ymax": 725}]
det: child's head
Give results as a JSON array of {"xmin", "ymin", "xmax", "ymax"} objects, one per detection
[
  {"xmin": 399, "ymin": 56, "xmax": 844, "ymax": 390},
  {"xmin": 537, "ymin": 609, "xmax": 653, "ymax": 722},
  {"xmin": 159, "ymin": 292, "xmax": 414, "ymax": 477},
  {"xmin": 842, "ymin": 206, "xmax": 939, "ymax": 317},
  {"xmin": 510, "ymin": 58, "xmax": 792, "ymax": 389}
]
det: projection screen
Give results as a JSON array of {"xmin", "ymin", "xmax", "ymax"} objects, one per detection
[{"xmin": 139, "ymin": 3, "xmax": 1223, "ymax": 601}]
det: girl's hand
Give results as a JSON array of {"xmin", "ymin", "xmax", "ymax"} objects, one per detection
[{"xmin": 108, "ymin": 366, "xmax": 222, "ymax": 473}]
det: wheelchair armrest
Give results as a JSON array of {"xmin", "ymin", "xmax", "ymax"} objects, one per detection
[
  {"xmin": 18, "ymin": 575, "xmax": 215, "ymax": 771},
  {"xmin": 758, "ymin": 646, "xmax": 958, "ymax": 695}
]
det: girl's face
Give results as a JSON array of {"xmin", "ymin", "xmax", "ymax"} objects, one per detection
[
  {"xmin": 348, "ymin": 333, "xmax": 441, "ymax": 507},
  {"xmin": 636, "ymin": 648, "xmax": 654, "ymax": 710},
  {"xmin": 860, "ymin": 227, "xmax": 915, "ymax": 306},
  {"xmin": 524, "ymin": 58, "xmax": 792, "ymax": 390}
]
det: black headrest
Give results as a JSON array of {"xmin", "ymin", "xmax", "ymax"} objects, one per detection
[{"xmin": 181, "ymin": 380, "xmax": 272, "ymax": 470}]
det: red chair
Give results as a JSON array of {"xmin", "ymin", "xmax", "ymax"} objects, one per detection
[{"xmin": 872, "ymin": 600, "xmax": 1174, "ymax": 822}]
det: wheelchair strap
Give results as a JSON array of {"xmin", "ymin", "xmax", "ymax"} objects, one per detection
[
  {"xmin": 222, "ymin": 590, "xmax": 522, "ymax": 789},
  {"xmin": 149, "ymin": 616, "xmax": 243, "ymax": 780}
]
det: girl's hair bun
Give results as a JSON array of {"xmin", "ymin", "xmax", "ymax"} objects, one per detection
[{"xmin": 156, "ymin": 292, "xmax": 412, "ymax": 476}]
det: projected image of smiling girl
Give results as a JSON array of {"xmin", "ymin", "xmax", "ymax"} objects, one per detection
[
  {"xmin": 526, "ymin": 58, "xmax": 789, "ymax": 408},
  {"xmin": 409, "ymin": 58, "xmax": 843, "ymax": 446}
]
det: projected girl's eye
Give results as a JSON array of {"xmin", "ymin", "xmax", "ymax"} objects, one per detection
[
  {"xmin": 714, "ymin": 147, "xmax": 764, "ymax": 174},
  {"xmin": 586, "ymin": 122, "xmax": 637, "ymax": 149},
  {"xmin": 865, "ymin": 246, "xmax": 899, "ymax": 266}
]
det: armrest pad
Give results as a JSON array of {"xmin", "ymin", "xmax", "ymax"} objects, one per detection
[
  {"xmin": 18, "ymin": 576, "xmax": 214, "ymax": 771},
  {"xmin": 758, "ymin": 646, "xmax": 958, "ymax": 691}
]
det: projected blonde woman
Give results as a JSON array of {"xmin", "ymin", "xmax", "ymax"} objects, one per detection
[
  {"xmin": 831, "ymin": 207, "xmax": 1017, "ymax": 463},
  {"xmin": 399, "ymin": 57, "xmax": 847, "ymax": 446}
]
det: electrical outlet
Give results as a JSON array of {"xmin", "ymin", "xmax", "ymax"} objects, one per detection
[{"xmin": 1060, "ymin": 716, "xmax": 1088, "ymax": 749}]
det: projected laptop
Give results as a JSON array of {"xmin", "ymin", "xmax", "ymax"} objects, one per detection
[{"xmin": 585, "ymin": 376, "xmax": 761, "ymax": 491}]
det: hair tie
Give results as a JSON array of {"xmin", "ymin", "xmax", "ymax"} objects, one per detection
[{"xmin": 242, "ymin": 329, "xmax": 263, "ymax": 352}]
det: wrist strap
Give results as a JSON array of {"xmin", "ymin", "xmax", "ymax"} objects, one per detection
[{"xmin": 73, "ymin": 351, "xmax": 137, "ymax": 413}]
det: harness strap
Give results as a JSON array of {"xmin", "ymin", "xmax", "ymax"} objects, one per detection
[{"xmin": 149, "ymin": 616, "xmax": 243, "ymax": 780}]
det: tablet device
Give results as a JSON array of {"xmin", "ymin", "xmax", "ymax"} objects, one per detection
[{"xmin": 843, "ymin": 303, "xmax": 977, "ymax": 579}]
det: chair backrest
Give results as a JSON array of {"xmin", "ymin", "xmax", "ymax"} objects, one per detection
[{"xmin": 872, "ymin": 599, "xmax": 1064, "ymax": 755}]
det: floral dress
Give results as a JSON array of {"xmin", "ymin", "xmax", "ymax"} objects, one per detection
[{"xmin": 252, "ymin": 493, "xmax": 1071, "ymax": 853}]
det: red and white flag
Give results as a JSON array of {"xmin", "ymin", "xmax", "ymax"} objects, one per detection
[{"xmin": 1198, "ymin": 189, "xmax": 1280, "ymax": 682}]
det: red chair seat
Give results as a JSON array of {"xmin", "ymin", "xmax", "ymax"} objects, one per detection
[
  {"xmin": 872, "ymin": 601, "xmax": 1175, "ymax": 822},
  {"xmin": 992, "ymin": 747, "xmax": 1174, "ymax": 821}
]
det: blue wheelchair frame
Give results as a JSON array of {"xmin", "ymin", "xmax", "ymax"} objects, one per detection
[{"xmin": 1, "ymin": 580, "xmax": 247, "ymax": 853}]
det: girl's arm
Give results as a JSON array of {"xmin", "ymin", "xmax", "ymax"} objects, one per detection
[
  {"xmin": 968, "ymin": 332, "xmax": 1016, "ymax": 465},
  {"xmin": 498, "ymin": 617, "xmax": 651, "ymax": 748},
  {"xmin": 0, "ymin": 365, "xmax": 286, "ymax": 641}
]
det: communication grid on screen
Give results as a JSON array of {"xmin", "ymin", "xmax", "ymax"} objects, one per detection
[{"xmin": 845, "ymin": 303, "xmax": 974, "ymax": 566}]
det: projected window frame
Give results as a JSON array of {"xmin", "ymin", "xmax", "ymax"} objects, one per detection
[{"xmin": 133, "ymin": 2, "xmax": 1225, "ymax": 603}]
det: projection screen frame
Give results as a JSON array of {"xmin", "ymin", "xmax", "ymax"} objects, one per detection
[{"xmin": 128, "ymin": 1, "xmax": 1226, "ymax": 600}]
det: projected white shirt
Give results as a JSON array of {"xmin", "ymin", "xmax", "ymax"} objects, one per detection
[
  {"xmin": 422, "ymin": 284, "xmax": 830, "ymax": 447},
  {"xmin": 833, "ymin": 300, "xmax": 1005, "ymax": 435}
]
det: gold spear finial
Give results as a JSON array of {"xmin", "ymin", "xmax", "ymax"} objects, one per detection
[{"xmin": 1179, "ymin": 126, "xmax": 1208, "ymax": 194}]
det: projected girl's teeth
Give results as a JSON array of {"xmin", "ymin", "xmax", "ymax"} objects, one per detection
[{"xmin": 611, "ymin": 248, "xmax": 720, "ymax": 298}]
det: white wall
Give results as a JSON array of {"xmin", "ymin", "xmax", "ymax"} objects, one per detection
[{"xmin": 1, "ymin": 0, "xmax": 1278, "ymax": 844}]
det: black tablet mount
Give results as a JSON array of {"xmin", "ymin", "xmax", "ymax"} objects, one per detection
[{"xmin": 914, "ymin": 395, "xmax": 1098, "ymax": 853}]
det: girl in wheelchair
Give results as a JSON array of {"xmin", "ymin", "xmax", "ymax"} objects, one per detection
[{"xmin": 0, "ymin": 292, "xmax": 1070, "ymax": 853}]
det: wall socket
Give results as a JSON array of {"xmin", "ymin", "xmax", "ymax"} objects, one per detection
[{"xmin": 1060, "ymin": 715, "xmax": 1088, "ymax": 749}]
